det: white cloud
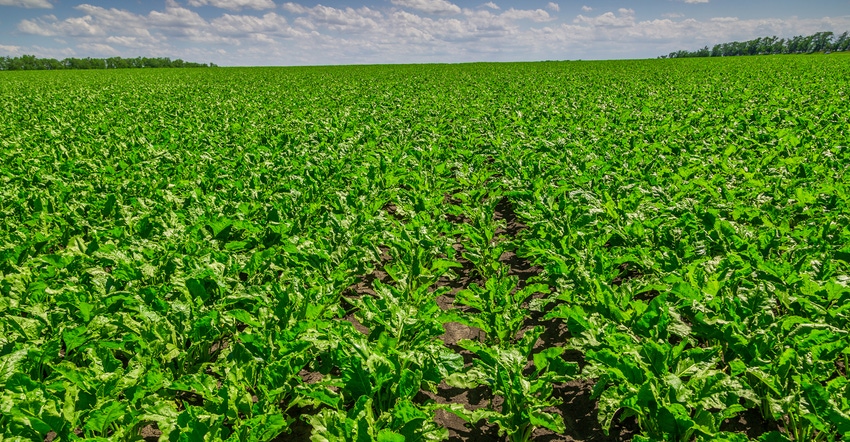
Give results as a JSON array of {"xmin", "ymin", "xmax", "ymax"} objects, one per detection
[
  {"xmin": 390, "ymin": 0, "xmax": 461, "ymax": 15},
  {"xmin": 149, "ymin": 1, "xmax": 209, "ymax": 31},
  {"xmin": 0, "ymin": 0, "xmax": 51, "ymax": 8},
  {"xmin": 211, "ymin": 12, "xmax": 293, "ymax": 35},
  {"xmin": 0, "ymin": 43, "xmax": 22, "ymax": 54},
  {"xmin": 141, "ymin": 1, "xmax": 239, "ymax": 44},
  {"xmin": 574, "ymin": 8, "xmax": 635, "ymax": 28},
  {"xmin": 501, "ymin": 8, "xmax": 552, "ymax": 23},
  {"xmin": 482, "ymin": 2, "xmax": 499, "ymax": 10},
  {"xmin": 546, "ymin": 2, "xmax": 559, "ymax": 12},
  {"xmin": 17, "ymin": 18, "xmax": 54, "ymax": 36},
  {"xmin": 281, "ymin": 3, "xmax": 307, "ymax": 14},
  {"xmin": 18, "ymin": 14, "xmax": 103, "ymax": 37},
  {"xmin": 283, "ymin": 4, "xmax": 381, "ymax": 32},
  {"xmin": 683, "ymin": 0, "xmax": 709, "ymax": 3},
  {"xmin": 74, "ymin": 4, "xmax": 151, "ymax": 36},
  {"xmin": 187, "ymin": 0, "xmax": 275, "ymax": 11},
  {"xmin": 581, "ymin": 5, "xmax": 593, "ymax": 12},
  {"xmin": 105, "ymin": 36, "xmax": 154, "ymax": 49},
  {"xmin": 76, "ymin": 42, "xmax": 118, "ymax": 55},
  {"xmin": 662, "ymin": 12, "xmax": 684, "ymax": 18}
]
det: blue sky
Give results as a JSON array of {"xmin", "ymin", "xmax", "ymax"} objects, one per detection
[{"xmin": 1, "ymin": 0, "xmax": 848, "ymax": 65}]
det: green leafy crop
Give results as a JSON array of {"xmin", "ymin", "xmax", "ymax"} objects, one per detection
[{"xmin": 2, "ymin": 54, "xmax": 849, "ymax": 441}]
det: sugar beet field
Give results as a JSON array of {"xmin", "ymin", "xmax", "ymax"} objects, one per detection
[{"xmin": 2, "ymin": 55, "xmax": 850, "ymax": 442}]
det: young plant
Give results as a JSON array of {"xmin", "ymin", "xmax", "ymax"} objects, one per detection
[
  {"xmin": 447, "ymin": 272, "xmax": 549, "ymax": 346},
  {"xmin": 309, "ymin": 320, "xmax": 457, "ymax": 442},
  {"xmin": 443, "ymin": 328, "xmax": 577, "ymax": 442}
]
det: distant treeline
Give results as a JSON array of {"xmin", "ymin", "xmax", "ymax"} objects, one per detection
[
  {"xmin": 0, "ymin": 55, "xmax": 217, "ymax": 71},
  {"xmin": 662, "ymin": 31, "xmax": 849, "ymax": 59}
]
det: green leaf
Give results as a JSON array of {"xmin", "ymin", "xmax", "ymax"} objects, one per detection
[
  {"xmin": 444, "ymin": 371, "xmax": 482, "ymax": 390},
  {"xmin": 397, "ymin": 369, "xmax": 421, "ymax": 400},
  {"xmin": 62, "ymin": 325, "xmax": 89, "ymax": 354},
  {"xmin": 529, "ymin": 409, "xmax": 565, "ymax": 433},
  {"xmin": 140, "ymin": 401, "xmax": 179, "ymax": 440},
  {"xmin": 377, "ymin": 429, "xmax": 406, "ymax": 442},
  {"xmin": 532, "ymin": 346, "xmax": 564, "ymax": 373},
  {"xmin": 657, "ymin": 403, "xmax": 694, "ymax": 440},
  {"xmin": 227, "ymin": 308, "xmax": 262, "ymax": 327},
  {"xmin": 85, "ymin": 401, "xmax": 130, "ymax": 434},
  {"xmin": 757, "ymin": 431, "xmax": 792, "ymax": 442},
  {"xmin": 633, "ymin": 293, "xmax": 669, "ymax": 339},
  {"xmin": 0, "ymin": 349, "xmax": 27, "ymax": 386}
]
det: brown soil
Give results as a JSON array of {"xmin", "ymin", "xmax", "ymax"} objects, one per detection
[
  {"xmin": 283, "ymin": 419, "xmax": 314, "ymax": 442},
  {"xmin": 499, "ymin": 250, "xmax": 542, "ymax": 289},
  {"xmin": 417, "ymin": 381, "xmax": 503, "ymax": 441},
  {"xmin": 140, "ymin": 424, "xmax": 162, "ymax": 441},
  {"xmin": 494, "ymin": 196, "xmax": 526, "ymax": 239},
  {"xmin": 528, "ymin": 380, "xmax": 639, "ymax": 442},
  {"xmin": 720, "ymin": 407, "xmax": 783, "ymax": 439},
  {"xmin": 610, "ymin": 262, "xmax": 643, "ymax": 287},
  {"xmin": 384, "ymin": 203, "xmax": 405, "ymax": 220}
]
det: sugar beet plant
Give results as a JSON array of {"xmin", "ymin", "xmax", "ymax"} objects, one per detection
[{"xmin": 1, "ymin": 55, "xmax": 849, "ymax": 441}]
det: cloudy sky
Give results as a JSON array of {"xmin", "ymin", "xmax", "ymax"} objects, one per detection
[{"xmin": 1, "ymin": 0, "xmax": 848, "ymax": 65}]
